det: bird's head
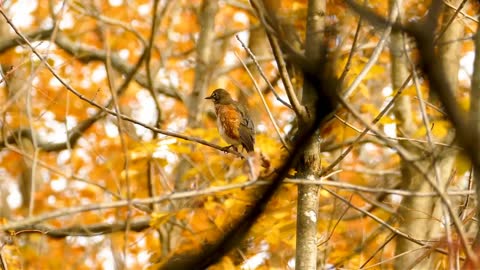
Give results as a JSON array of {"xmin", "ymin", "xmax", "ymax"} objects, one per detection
[{"xmin": 205, "ymin": 88, "xmax": 234, "ymax": 104}]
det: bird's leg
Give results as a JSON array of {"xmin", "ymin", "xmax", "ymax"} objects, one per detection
[{"xmin": 221, "ymin": 144, "xmax": 238, "ymax": 153}]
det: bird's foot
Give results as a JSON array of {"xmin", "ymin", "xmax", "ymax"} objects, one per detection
[{"xmin": 221, "ymin": 145, "xmax": 238, "ymax": 153}]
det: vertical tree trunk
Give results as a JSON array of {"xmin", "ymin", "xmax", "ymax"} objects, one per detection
[
  {"xmin": 174, "ymin": 0, "xmax": 219, "ymax": 191},
  {"xmin": 170, "ymin": 0, "xmax": 219, "ymax": 252},
  {"xmin": 5, "ymin": 64, "xmax": 38, "ymax": 215},
  {"xmin": 295, "ymin": 0, "xmax": 325, "ymax": 269},
  {"xmin": 187, "ymin": 0, "xmax": 219, "ymax": 127},
  {"xmin": 421, "ymin": 1, "xmax": 463, "ymax": 268},
  {"xmin": 0, "ymin": 13, "xmax": 11, "ymax": 219},
  {"xmin": 389, "ymin": 2, "xmax": 429, "ymax": 268},
  {"xmin": 392, "ymin": 0, "xmax": 462, "ymax": 268},
  {"xmin": 470, "ymin": 7, "xmax": 480, "ymax": 249}
]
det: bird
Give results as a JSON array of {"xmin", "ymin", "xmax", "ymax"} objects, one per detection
[{"xmin": 205, "ymin": 88, "xmax": 255, "ymax": 152}]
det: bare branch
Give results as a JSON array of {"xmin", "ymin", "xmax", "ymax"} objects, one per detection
[
  {"xmin": 234, "ymin": 47, "xmax": 290, "ymax": 150},
  {"xmin": 12, "ymin": 217, "xmax": 151, "ymax": 239}
]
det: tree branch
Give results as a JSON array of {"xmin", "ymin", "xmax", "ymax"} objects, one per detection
[{"xmin": 12, "ymin": 217, "xmax": 151, "ymax": 239}]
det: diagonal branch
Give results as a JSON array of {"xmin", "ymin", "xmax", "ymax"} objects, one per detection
[
  {"xmin": 0, "ymin": 9, "xmax": 246, "ymax": 158},
  {"xmin": 234, "ymin": 43, "xmax": 290, "ymax": 150},
  {"xmin": 249, "ymin": 0, "xmax": 307, "ymax": 120}
]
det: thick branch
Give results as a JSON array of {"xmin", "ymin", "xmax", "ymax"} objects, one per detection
[{"xmin": 13, "ymin": 217, "xmax": 150, "ymax": 239}]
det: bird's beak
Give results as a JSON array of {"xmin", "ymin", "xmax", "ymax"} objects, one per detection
[{"xmin": 205, "ymin": 95, "xmax": 213, "ymax": 100}]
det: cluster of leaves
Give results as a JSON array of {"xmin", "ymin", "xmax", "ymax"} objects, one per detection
[{"xmin": 0, "ymin": 0, "xmax": 478, "ymax": 269}]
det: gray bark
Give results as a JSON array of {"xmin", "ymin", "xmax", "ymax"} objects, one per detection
[
  {"xmin": 295, "ymin": 0, "xmax": 326, "ymax": 269},
  {"xmin": 174, "ymin": 0, "xmax": 219, "ymax": 191},
  {"xmin": 471, "ymin": 7, "xmax": 480, "ymax": 248},
  {"xmin": 393, "ymin": 0, "xmax": 462, "ymax": 268},
  {"xmin": 389, "ymin": 2, "xmax": 428, "ymax": 267},
  {"xmin": 187, "ymin": 0, "xmax": 219, "ymax": 126}
]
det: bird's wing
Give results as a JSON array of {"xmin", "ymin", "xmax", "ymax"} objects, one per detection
[{"xmin": 237, "ymin": 104, "xmax": 255, "ymax": 152}]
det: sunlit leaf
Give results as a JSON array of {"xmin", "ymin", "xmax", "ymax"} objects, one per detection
[{"xmin": 150, "ymin": 212, "xmax": 174, "ymax": 228}]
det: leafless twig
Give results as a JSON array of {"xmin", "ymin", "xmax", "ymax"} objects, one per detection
[{"xmin": 234, "ymin": 50, "xmax": 289, "ymax": 150}]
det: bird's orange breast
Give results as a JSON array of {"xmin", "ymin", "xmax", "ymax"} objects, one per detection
[{"xmin": 215, "ymin": 104, "xmax": 242, "ymax": 144}]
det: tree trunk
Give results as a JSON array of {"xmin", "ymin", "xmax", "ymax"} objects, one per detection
[
  {"xmin": 170, "ymin": 0, "xmax": 219, "ymax": 252},
  {"xmin": 389, "ymin": 2, "xmax": 428, "ymax": 268},
  {"xmin": 174, "ymin": 0, "xmax": 219, "ymax": 191},
  {"xmin": 0, "ymin": 12, "xmax": 11, "ymax": 219},
  {"xmin": 187, "ymin": 0, "xmax": 219, "ymax": 126},
  {"xmin": 295, "ymin": 0, "xmax": 326, "ymax": 269},
  {"xmin": 471, "ymin": 5, "xmax": 480, "ymax": 249},
  {"xmin": 392, "ymin": 0, "xmax": 462, "ymax": 268}
]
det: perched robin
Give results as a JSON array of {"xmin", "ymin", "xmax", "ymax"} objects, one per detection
[{"xmin": 205, "ymin": 88, "xmax": 255, "ymax": 152}]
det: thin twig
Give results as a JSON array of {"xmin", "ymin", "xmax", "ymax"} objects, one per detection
[
  {"xmin": 234, "ymin": 51, "xmax": 290, "ymax": 150},
  {"xmin": 407, "ymin": 32, "xmax": 455, "ymax": 267},
  {"xmin": 1, "ymin": 175, "xmax": 474, "ymax": 233},
  {"xmin": 435, "ymin": 0, "xmax": 468, "ymax": 41},
  {"xmin": 0, "ymin": 180, "xmax": 262, "ymax": 231},
  {"xmin": 359, "ymin": 233, "xmax": 396, "ymax": 268},
  {"xmin": 322, "ymin": 186, "xmax": 447, "ymax": 256},
  {"xmin": 323, "ymin": 71, "xmax": 411, "ymax": 174},
  {"xmin": 342, "ymin": 5, "xmax": 397, "ymax": 98},
  {"xmin": 103, "ymin": 25, "xmax": 133, "ymax": 265},
  {"xmin": 236, "ymin": 35, "xmax": 295, "ymax": 110},
  {"xmin": 248, "ymin": 1, "xmax": 306, "ymax": 120},
  {"xmin": 337, "ymin": 6, "xmax": 363, "ymax": 90},
  {"xmin": 70, "ymin": 2, "xmax": 147, "ymax": 46},
  {"xmin": 288, "ymin": 178, "xmax": 473, "ymax": 197},
  {"xmin": 334, "ymin": 114, "xmax": 458, "ymax": 148},
  {"xmin": 0, "ymin": 8, "xmax": 244, "ymax": 157},
  {"xmin": 335, "ymin": 90, "xmax": 476, "ymax": 262},
  {"xmin": 145, "ymin": 0, "xmax": 166, "ymax": 131}
]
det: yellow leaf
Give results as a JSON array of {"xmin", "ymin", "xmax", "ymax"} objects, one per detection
[
  {"xmin": 431, "ymin": 120, "xmax": 450, "ymax": 139},
  {"xmin": 358, "ymin": 83, "xmax": 370, "ymax": 98},
  {"xmin": 459, "ymin": 96, "xmax": 470, "ymax": 111},
  {"xmin": 378, "ymin": 115, "xmax": 396, "ymax": 125},
  {"xmin": 265, "ymin": 228, "xmax": 280, "ymax": 245},
  {"xmin": 129, "ymin": 140, "xmax": 162, "ymax": 157},
  {"xmin": 47, "ymin": 57, "xmax": 56, "ymax": 66},
  {"xmin": 204, "ymin": 199, "xmax": 218, "ymax": 211},
  {"xmin": 224, "ymin": 198, "xmax": 236, "ymax": 209},
  {"xmin": 231, "ymin": 175, "xmax": 248, "ymax": 183},
  {"xmin": 364, "ymin": 65, "xmax": 384, "ymax": 79},
  {"xmin": 319, "ymin": 189, "xmax": 331, "ymax": 198},
  {"xmin": 214, "ymin": 213, "xmax": 227, "ymax": 228},
  {"xmin": 455, "ymin": 153, "xmax": 471, "ymax": 175},
  {"xmin": 169, "ymin": 144, "xmax": 192, "ymax": 154},
  {"xmin": 153, "ymin": 157, "xmax": 168, "ymax": 167},
  {"xmin": 150, "ymin": 212, "xmax": 173, "ymax": 228},
  {"xmin": 413, "ymin": 126, "xmax": 426, "ymax": 138},
  {"xmin": 403, "ymin": 85, "xmax": 417, "ymax": 96},
  {"xmin": 359, "ymin": 103, "xmax": 379, "ymax": 115},
  {"xmin": 176, "ymin": 208, "xmax": 190, "ymax": 220},
  {"xmin": 272, "ymin": 210, "xmax": 289, "ymax": 220}
]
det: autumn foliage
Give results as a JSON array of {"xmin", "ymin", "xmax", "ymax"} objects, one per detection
[{"xmin": 0, "ymin": 0, "xmax": 479, "ymax": 269}]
